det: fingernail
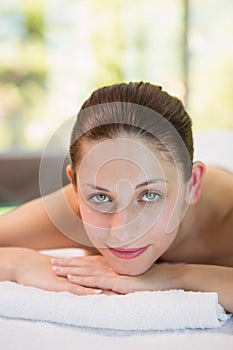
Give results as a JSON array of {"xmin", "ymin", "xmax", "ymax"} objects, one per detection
[
  {"xmin": 67, "ymin": 274, "xmax": 74, "ymax": 280},
  {"xmin": 93, "ymin": 289, "xmax": 102, "ymax": 294},
  {"xmin": 51, "ymin": 258, "xmax": 60, "ymax": 265},
  {"xmin": 52, "ymin": 266, "xmax": 63, "ymax": 272}
]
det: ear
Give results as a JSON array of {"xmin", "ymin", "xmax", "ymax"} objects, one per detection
[
  {"xmin": 66, "ymin": 164, "xmax": 77, "ymax": 193},
  {"xmin": 186, "ymin": 161, "xmax": 206, "ymax": 204}
]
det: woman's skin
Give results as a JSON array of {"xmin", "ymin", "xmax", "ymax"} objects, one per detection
[{"xmin": 0, "ymin": 137, "xmax": 233, "ymax": 311}]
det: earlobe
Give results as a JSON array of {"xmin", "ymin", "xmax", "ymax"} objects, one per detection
[
  {"xmin": 186, "ymin": 161, "xmax": 206, "ymax": 204},
  {"xmin": 66, "ymin": 164, "xmax": 73, "ymax": 182},
  {"xmin": 66, "ymin": 164, "xmax": 77, "ymax": 193}
]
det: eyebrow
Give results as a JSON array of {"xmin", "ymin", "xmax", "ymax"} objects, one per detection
[{"xmin": 83, "ymin": 178, "xmax": 168, "ymax": 193}]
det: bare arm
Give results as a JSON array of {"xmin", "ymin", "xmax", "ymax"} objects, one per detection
[
  {"xmin": 0, "ymin": 247, "xmax": 102, "ymax": 295},
  {"xmin": 0, "ymin": 184, "xmax": 100, "ymax": 294},
  {"xmin": 180, "ymin": 195, "xmax": 233, "ymax": 312},
  {"xmin": 0, "ymin": 184, "xmax": 97, "ymax": 251}
]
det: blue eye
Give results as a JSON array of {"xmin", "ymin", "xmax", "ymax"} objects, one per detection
[
  {"xmin": 90, "ymin": 194, "xmax": 111, "ymax": 204},
  {"xmin": 140, "ymin": 191, "xmax": 161, "ymax": 203}
]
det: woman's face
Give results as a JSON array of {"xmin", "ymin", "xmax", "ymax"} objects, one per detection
[{"xmin": 75, "ymin": 137, "xmax": 189, "ymax": 275}]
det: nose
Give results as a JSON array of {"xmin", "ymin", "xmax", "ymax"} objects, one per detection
[{"xmin": 110, "ymin": 208, "xmax": 137, "ymax": 243}]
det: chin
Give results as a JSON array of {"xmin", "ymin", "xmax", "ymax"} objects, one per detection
[
  {"xmin": 109, "ymin": 259, "xmax": 152, "ymax": 276},
  {"xmin": 114, "ymin": 267, "xmax": 146, "ymax": 276}
]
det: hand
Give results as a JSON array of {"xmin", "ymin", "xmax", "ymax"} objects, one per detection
[
  {"xmin": 51, "ymin": 255, "xmax": 120, "ymax": 295},
  {"xmin": 1, "ymin": 247, "xmax": 104, "ymax": 296},
  {"xmin": 51, "ymin": 255, "xmax": 185, "ymax": 294}
]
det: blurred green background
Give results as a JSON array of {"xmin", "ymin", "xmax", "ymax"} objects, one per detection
[
  {"xmin": 0, "ymin": 0, "xmax": 233, "ymax": 152},
  {"xmin": 0, "ymin": 206, "xmax": 16, "ymax": 215}
]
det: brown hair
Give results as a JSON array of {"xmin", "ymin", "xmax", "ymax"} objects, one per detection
[{"xmin": 70, "ymin": 82, "xmax": 193, "ymax": 183}]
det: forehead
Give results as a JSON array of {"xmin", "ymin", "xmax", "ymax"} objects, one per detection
[{"xmin": 77, "ymin": 137, "xmax": 179, "ymax": 186}]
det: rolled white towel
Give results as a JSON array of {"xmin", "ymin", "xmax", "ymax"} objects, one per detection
[{"xmin": 0, "ymin": 281, "xmax": 231, "ymax": 331}]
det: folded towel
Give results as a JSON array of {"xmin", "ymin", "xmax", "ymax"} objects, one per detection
[{"xmin": 0, "ymin": 281, "xmax": 231, "ymax": 331}]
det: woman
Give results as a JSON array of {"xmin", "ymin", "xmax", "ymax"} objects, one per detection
[{"xmin": 0, "ymin": 82, "xmax": 233, "ymax": 311}]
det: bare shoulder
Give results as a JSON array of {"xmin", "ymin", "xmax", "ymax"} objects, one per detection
[
  {"xmin": 204, "ymin": 165, "xmax": 233, "ymax": 181},
  {"xmin": 204, "ymin": 165, "xmax": 233, "ymax": 186},
  {"xmin": 166, "ymin": 165, "xmax": 233, "ymax": 265},
  {"xmin": 200, "ymin": 166, "xmax": 233, "ymax": 265},
  {"xmin": 201, "ymin": 165, "xmax": 233, "ymax": 219}
]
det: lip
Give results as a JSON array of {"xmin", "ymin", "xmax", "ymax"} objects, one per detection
[{"xmin": 108, "ymin": 246, "xmax": 149, "ymax": 259}]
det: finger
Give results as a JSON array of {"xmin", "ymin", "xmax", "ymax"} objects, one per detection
[
  {"xmin": 51, "ymin": 256, "xmax": 109, "ymax": 268},
  {"xmin": 52, "ymin": 266, "xmax": 116, "ymax": 277},
  {"xmin": 67, "ymin": 275, "xmax": 117, "ymax": 292},
  {"xmin": 56, "ymin": 278, "xmax": 103, "ymax": 296},
  {"xmin": 101, "ymin": 290, "xmax": 122, "ymax": 295},
  {"xmin": 67, "ymin": 275, "xmax": 133, "ymax": 294},
  {"xmin": 52, "ymin": 266, "xmax": 87, "ymax": 277},
  {"xmin": 51, "ymin": 257, "xmax": 86, "ymax": 267}
]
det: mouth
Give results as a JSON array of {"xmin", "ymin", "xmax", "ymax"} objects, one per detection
[{"xmin": 108, "ymin": 246, "xmax": 149, "ymax": 259}]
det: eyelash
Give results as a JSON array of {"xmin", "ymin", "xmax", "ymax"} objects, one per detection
[
  {"xmin": 88, "ymin": 191, "xmax": 162, "ymax": 204},
  {"xmin": 89, "ymin": 194, "xmax": 111, "ymax": 204},
  {"xmin": 139, "ymin": 191, "xmax": 161, "ymax": 203}
]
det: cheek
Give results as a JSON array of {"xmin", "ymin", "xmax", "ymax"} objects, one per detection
[
  {"xmin": 158, "ymin": 188, "xmax": 186, "ymax": 227},
  {"xmin": 79, "ymin": 199, "xmax": 108, "ymax": 227},
  {"xmin": 144, "ymin": 217, "xmax": 178, "ymax": 255},
  {"xmin": 163, "ymin": 193, "xmax": 187, "ymax": 233},
  {"xmin": 142, "ymin": 199, "xmax": 181, "ymax": 240},
  {"xmin": 78, "ymin": 201, "xmax": 111, "ymax": 247}
]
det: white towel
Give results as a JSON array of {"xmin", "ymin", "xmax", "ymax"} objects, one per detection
[{"xmin": 0, "ymin": 281, "xmax": 230, "ymax": 331}]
